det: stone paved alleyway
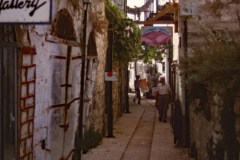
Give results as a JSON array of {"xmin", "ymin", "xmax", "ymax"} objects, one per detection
[{"xmin": 82, "ymin": 94, "xmax": 193, "ymax": 160}]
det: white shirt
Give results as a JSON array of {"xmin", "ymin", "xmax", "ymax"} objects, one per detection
[{"xmin": 157, "ymin": 83, "xmax": 171, "ymax": 95}]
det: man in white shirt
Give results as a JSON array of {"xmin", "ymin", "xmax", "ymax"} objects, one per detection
[{"xmin": 156, "ymin": 77, "xmax": 171, "ymax": 122}]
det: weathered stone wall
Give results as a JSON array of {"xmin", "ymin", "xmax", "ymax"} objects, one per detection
[
  {"xmin": 112, "ymin": 62, "xmax": 121, "ymax": 123},
  {"xmin": 189, "ymin": 96, "xmax": 222, "ymax": 159},
  {"xmin": 87, "ymin": 0, "xmax": 109, "ymax": 133},
  {"xmin": 189, "ymin": 93, "xmax": 240, "ymax": 160},
  {"xmin": 179, "ymin": 0, "xmax": 240, "ymax": 159},
  {"xmin": 180, "ymin": 0, "xmax": 240, "ymax": 45}
]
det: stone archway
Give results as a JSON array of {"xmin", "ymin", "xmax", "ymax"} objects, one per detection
[
  {"xmin": 87, "ymin": 31, "xmax": 97, "ymax": 56},
  {"xmin": 51, "ymin": 9, "xmax": 76, "ymax": 41},
  {"xmin": 83, "ymin": 31, "xmax": 98, "ymax": 130}
]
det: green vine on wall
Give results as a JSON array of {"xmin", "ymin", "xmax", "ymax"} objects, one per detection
[
  {"xmin": 180, "ymin": 39, "xmax": 240, "ymax": 93},
  {"xmin": 180, "ymin": 31, "xmax": 240, "ymax": 159}
]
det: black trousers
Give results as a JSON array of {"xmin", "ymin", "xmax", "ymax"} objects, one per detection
[
  {"xmin": 157, "ymin": 94, "xmax": 170, "ymax": 121},
  {"xmin": 134, "ymin": 88, "xmax": 141, "ymax": 104}
]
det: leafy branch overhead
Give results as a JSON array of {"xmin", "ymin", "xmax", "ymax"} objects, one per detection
[
  {"xmin": 140, "ymin": 45, "xmax": 166, "ymax": 63},
  {"xmin": 105, "ymin": 0, "xmax": 141, "ymax": 62},
  {"xmin": 105, "ymin": 0, "xmax": 171, "ymax": 63}
]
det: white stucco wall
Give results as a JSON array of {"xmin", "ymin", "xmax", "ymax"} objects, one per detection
[
  {"xmin": 19, "ymin": 0, "xmax": 108, "ymax": 159},
  {"xmin": 29, "ymin": 26, "xmax": 82, "ymax": 159}
]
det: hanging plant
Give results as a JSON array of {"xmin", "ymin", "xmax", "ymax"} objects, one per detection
[{"xmin": 180, "ymin": 39, "xmax": 240, "ymax": 92}]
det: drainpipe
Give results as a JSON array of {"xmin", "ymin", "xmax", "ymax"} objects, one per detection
[
  {"xmin": 168, "ymin": 42, "xmax": 172, "ymax": 87},
  {"xmin": 125, "ymin": 66, "xmax": 130, "ymax": 113},
  {"xmin": 75, "ymin": 2, "xmax": 89, "ymax": 160},
  {"xmin": 105, "ymin": 26, "xmax": 114, "ymax": 137},
  {"xmin": 124, "ymin": 0, "xmax": 127, "ymax": 14},
  {"xmin": 182, "ymin": 18, "xmax": 190, "ymax": 147},
  {"xmin": 165, "ymin": 48, "xmax": 170, "ymax": 83}
]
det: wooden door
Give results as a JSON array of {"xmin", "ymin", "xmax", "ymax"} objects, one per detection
[
  {"xmin": 0, "ymin": 46, "xmax": 19, "ymax": 160},
  {"xmin": 0, "ymin": 24, "xmax": 19, "ymax": 160}
]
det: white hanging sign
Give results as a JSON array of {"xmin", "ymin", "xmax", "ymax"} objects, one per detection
[
  {"xmin": 0, "ymin": 0, "xmax": 52, "ymax": 23},
  {"xmin": 105, "ymin": 72, "xmax": 117, "ymax": 81}
]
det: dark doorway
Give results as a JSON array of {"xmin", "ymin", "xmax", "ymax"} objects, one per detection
[{"xmin": 0, "ymin": 25, "xmax": 19, "ymax": 160}]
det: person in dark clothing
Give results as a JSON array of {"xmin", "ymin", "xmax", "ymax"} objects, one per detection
[
  {"xmin": 133, "ymin": 75, "xmax": 141, "ymax": 104},
  {"xmin": 156, "ymin": 77, "xmax": 171, "ymax": 122}
]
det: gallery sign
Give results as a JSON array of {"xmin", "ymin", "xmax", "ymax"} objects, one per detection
[{"xmin": 0, "ymin": 0, "xmax": 52, "ymax": 23}]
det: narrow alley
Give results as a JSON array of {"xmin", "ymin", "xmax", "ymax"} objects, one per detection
[
  {"xmin": 1, "ymin": 0, "xmax": 240, "ymax": 159},
  {"xmin": 82, "ymin": 93, "xmax": 192, "ymax": 160}
]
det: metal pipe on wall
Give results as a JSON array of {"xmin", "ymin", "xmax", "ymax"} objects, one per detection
[
  {"xmin": 74, "ymin": 3, "xmax": 89, "ymax": 160},
  {"xmin": 125, "ymin": 65, "xmax": 130, "ymax": 113},
  {"xmin": 105, "ymin": 27, "xmax": 114, "ymax": 137},
  {"xmin": 182, "ymin": 18, "xmax": 190, "ymax": 147}
]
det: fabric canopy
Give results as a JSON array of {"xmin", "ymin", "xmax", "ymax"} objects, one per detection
[{"xmin": 141, "ymin": 27, "xmax": 172, "ymax": 46}]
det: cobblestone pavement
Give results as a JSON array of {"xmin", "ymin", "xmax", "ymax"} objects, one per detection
[{"xmin": 82, "ymin": 94, "xmax": 193, "ymax": 160}]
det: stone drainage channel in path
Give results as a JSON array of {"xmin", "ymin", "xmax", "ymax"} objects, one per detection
[
  {"xmin": 81, "ymin": 97, "xmax": 193, "ymax": 160},
  {"xmin": 120, "ymin": 99, "xmax": 156, "ymax": 160}
]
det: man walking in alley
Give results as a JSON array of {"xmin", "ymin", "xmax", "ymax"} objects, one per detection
[
  {"xmin": 133, "ymin": 75, "xmax": 141, "ymax": 104},
  {"xmin": 156, "ymin": 76, "xmax": 171, "ymax": 122}
]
